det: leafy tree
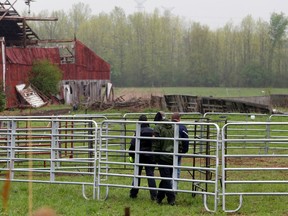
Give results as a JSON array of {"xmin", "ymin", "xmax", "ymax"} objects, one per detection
[
  {"xmin": 28, "ymin": 6, "xmax": 288, "ymax": 88},
  {"xmin": 268, "ymin": 12, "xmax": 288, "ymax": 82},
  {"xmin": 68, "ymin": 2, "xmax": 92, "ymax": 36},
  {"xmin": 240, "ymin": 63, "xmax": 267, "ymax": 87},
  {"xmin": 29, "ymin": 60, "xmax": 63, "ymax": 96}
]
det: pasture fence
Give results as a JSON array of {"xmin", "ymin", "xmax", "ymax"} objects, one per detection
[
  {"xmin": 0, "ymin": 118, "xmax": 98, "ymax": 199},
  {"xmin": 0, "ymin": 113, "xmax": 288, "ymax": 213},
  {"xmin": 221, "ymin": 122, "xmax": 288, "ymax": 212},
  {"xmin": 97, "ymin": 120, "xmax": 220, "ymax": 212}
]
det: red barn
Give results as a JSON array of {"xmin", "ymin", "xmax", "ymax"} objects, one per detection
[{"xmin": 0, "ymin": 1, "xmax": 110, "ymax": 108}]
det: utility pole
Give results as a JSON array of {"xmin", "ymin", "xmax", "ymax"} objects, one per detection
[
  {"xmin": 134, "ymin": 0, "xmax": 147, "ymax": 13},
  {"xmin": 25, "ymin": 0, "xmax": 35, "ymax": 15}
]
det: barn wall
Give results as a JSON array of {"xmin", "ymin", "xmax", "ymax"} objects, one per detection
[
  {"xmin": 73, "ymin": 40, "xmax": 110, "ymax": 80},
  {"xmin": 0, "ymin": 40, "xmax": 111, "ymax": 108},
  {"xmin": 1, "ymin": 47, "xmax": 60, "ymax": 108},
  {"xmin": 61, "ymin": 80, "xmax": 108, "ymax": 105}
]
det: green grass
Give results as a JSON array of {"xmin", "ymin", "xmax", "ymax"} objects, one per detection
[
  {"xmin": 115, "ymin": 87, "xmax": 288, "ymax": 98},
  {"xmin": 2, "ymin": 88, "xmax": 288, "ymax": 215},
  {"xmin": 1, "ymin": 172, "xmax": 288, "ymax": 216},
  {"xmin": 0, "ymin": 181, "xmax": 209, "ymax": 216}
]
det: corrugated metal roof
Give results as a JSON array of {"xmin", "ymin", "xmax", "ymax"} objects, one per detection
[{"xmin": 6, "ymin": 47, "xmax": 60, "ymax": 65}]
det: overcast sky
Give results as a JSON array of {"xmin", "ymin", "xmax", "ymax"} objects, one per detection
[{"xmin": 14, "ymin": 0, "xmax": 288, "ymax": 29}]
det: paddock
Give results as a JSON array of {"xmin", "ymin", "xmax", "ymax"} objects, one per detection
[{"xmin": 0, "ymin": 112, "xmax": 288, "ymax": 213}]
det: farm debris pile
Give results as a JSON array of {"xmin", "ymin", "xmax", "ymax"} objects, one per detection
[
  {"xmin": 92, "ymin": 96, "xmax": 151, "ymax": 111},
  {"xmin": 91, "ymin": 95, "xmax": 166, "ymax": 111}
]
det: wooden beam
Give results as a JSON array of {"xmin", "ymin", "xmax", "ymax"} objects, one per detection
[
  {"xmin": 5, "ymin": 39, "xmax": 38, "ymax": 46},
  {"xmin": 38, "ymin": 39, "xmax": 75, "ymax": 43},
  {"xmin": 1, "ymin": 16, "xmax": 58, "ymax": 21}
]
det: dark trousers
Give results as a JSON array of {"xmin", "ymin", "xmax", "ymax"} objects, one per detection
[
  {"xmin": 130, "ymin": 155, "xmax": 157, "ymax": 197},
  {"xmin": 157, "ymin": 160, "xmax": 175, "ymax": 203}
]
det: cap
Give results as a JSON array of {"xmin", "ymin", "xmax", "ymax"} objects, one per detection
[
  {"xmin": 154, "ymin": 111, "xmax": 166, "ymax": 121},
  {"xmin": 138, "ymin": 114, "xmax": 147, "ymax": 121},
  {"xmin": 171, "ymin": 112, "xmax": 181, "ymax": 121}
]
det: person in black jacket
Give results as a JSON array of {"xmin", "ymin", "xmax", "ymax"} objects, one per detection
[
  {"xmin": 129, "ymin": 115, "xmax": 157, "ymax": 200},
  {"xmin": 171, "ymin": 112, "xmax": 189, "ymax": 179}
]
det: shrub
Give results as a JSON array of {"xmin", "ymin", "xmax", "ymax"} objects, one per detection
[{"xmin": 29, "ymin": 60, "xmax": 63, "ymax": 96}]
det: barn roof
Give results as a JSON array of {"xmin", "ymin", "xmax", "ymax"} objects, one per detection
[
  {"xmin": 0, "ymin": 1, "xmax": 56, "ymax": 47},
  {"xmin": 6, "ymin": 47, "xmax": 60, "ymax": 65}
]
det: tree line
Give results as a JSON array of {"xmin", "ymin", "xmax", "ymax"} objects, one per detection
[{"xmin": 27, "ymin": 3, "xmax": 288, "ymax": 88}]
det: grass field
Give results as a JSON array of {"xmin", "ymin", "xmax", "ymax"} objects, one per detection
[
  {"xmin": 1, "ymin": 156, "xmax": 288, "ymax": 216},
  {"xmin": 1, "ymin": 88, "xmax": 288, "ymax": 216},
  {"xmin": 114, "ymin": 87, "xmax": 288, "ymax": 98}
]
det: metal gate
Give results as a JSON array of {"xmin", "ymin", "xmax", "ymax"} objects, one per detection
[
  {"xmin": 97, "ymin": 119, "xmax": 221, "ymax": 212},
  {"xmin": 1, "ymin": 114, "xmax": 288, "ymax": 213},
  {"xmin": 0, "ymin": 118, "xmax": 98, "ymax": 199},
  {"xmin": 221, "ymin": 121, "xmax": 288, "ymax": 212}
]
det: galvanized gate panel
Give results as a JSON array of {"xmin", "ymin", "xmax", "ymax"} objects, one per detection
[
  {"xmin": 0, "ymin": 118, "xmax": 98, "ymax": 199},
  {"xmin": 1, "ymin": 113, "xmax": 288, "ymax": 213},
  {"xmin": 98, "ymin": 120, "xmax": 220, "ymax": 212},
  {"xmin": 221, "ymin": 122, "xmax": 288, "ymax": 212}
]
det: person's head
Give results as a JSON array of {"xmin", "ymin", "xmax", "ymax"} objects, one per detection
[
  {"xmin": 139, "ymin": 114, "xmax": 149, "ymax": 127},
  {"xmin": 154, "ymin": 111, "xmax": 166, "ymax": 121},
  {"xmin": 139, "ymin": 114, "xmax": 147, "ymax": 121},
  {"xmin": 171, "ymin": 112, "xmax": 181, "ymax": 122}
]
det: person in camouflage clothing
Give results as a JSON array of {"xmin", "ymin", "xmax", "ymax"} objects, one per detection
[{"xmin": 152, "ymin": 111, "xmax": 176, "ymax": 206}]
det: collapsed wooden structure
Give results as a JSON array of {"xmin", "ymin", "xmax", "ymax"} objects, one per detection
[
  {"xmin": 0, "ymin": 0, "xmax": 57, "ymax": 47},
  {"xmin": 164, "ymin": 95, "xmax": 273, "ymax": 114}
]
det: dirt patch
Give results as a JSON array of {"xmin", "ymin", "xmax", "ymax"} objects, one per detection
[
  {"xmin": 91, "ymin": 88, "xmax": 165, "ymax": 112},
  {"xmin": 92, "ymin": 97, "xmax": 151, "ymax": 112},
  {"xmin": 1, "ymin": 108, "xmax": 71, "ymax": 116},
  {"xmin": 226, "ymin": 157, "xmax": 288, "ymax": 168},
  {"xmin": 114, "ymin": 88, "xmax": 163, "ymax": 101}
]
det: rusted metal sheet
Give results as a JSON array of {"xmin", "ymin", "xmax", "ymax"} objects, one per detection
[
  {"xmin": 74, "ymin": 41, "xmax": 110, "ymax": 80},
  {"xmin": 6, "ymin": 47, "xmax": 60, "ymax": 65},
  {"xmin": 4, "ymin": 64, "xmax": 31, "ymax": 107},
  {"xmin": 59, "ymin": 64, "xmax": 76, "ymax": 80}
]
